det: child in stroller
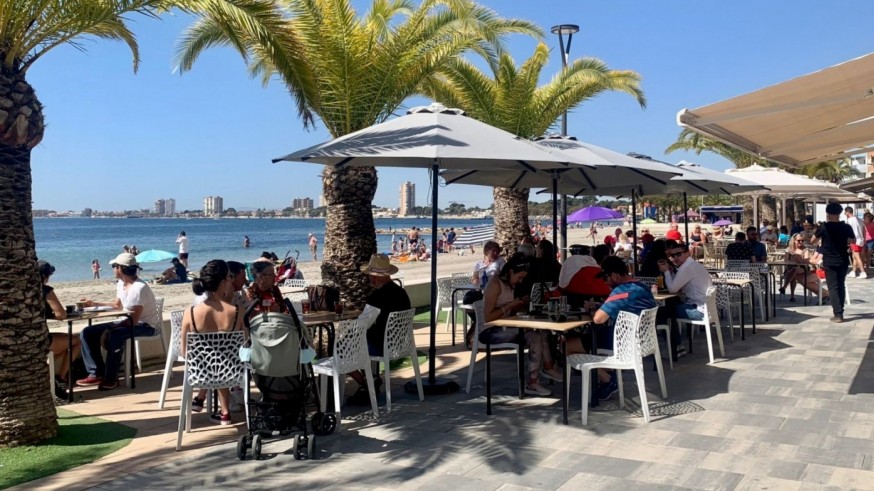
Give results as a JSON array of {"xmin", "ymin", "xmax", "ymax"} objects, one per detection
[{"xmin": 237, "ymin": 299, "xmax": 336, "ymax": 460}]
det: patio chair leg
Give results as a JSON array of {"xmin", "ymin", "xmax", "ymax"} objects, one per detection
[
  {"xmin": 363, "ymin": 365, "xmax": 379, "ymax": 419},
  {"xmin": 411, "ymin": 348, "xmax": 424, "ymax": 401},
  {"xmin": 177, "ymin": 381, "xmax": 192, "ymax": 451},
  {"xmin": 384, "ymin": 360, "xmax": 392, "ymax": 413},
  {"xmin": 158, "ymin": 345, "xmax": 176, "ymax": 409},
  {"xmin": 617, "ymin": 369, "xmax": 625, "ymax": 409},
  {"xmin": 581, "ymin": 367, "xmax": 591, "ymax": 426},
  {"xmin": 634, "ymin": 367, "xmax": 651, "ymax": 424}
]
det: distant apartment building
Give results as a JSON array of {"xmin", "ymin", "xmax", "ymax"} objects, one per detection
[
  {"xmin": 154, "ymin": 198, "xmax": 177, "ymax": 216},
  {"xmin": 292, "ymin": 197, "xmax": 314, "ymax": 211},
  {"xmin": 399, "ymin": 181, "xmax": 415, "ymax": 216},
  {"xmin": 203, "ymin": 196, "xmax": 224, "ymax": 215},
  {"xmin": 82, "ymin": 208, "xmax": 92, "ymax": 218},
  {"xmin": 319, "ymin": 193, "xmax": 327, "ymax": 208}
]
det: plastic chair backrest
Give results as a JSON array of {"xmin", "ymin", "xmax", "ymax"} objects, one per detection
[
  {"xmin": 635, "ymin": 276, "xmax": 658, "ymax": 287},
  {"xmin": 636, "ymin": 307, "xmax": 660, "ymax": 357},
  {"xmin": 185, "ymin": 331, "xmax": 245, "ymax": 389},
  {"xmin": 436, "ymin": 277, "xmax": 454, "ymax": 307},
  {"xmin": 153, "ymin": 297, "xmax": 165, "ymax": 333},
  {"xmin": 704, "ymin": 286, "xmax": 718, "ymax": 324},
  {"xmin": 726, "ymin": 259, "xmax": 751, "ymax": 270},
  {"xmin": 473, "ymin": 300, "xmax": 485, "ymax": 336},
  {"xmin": 382, "ymin": 308, "xmax": 416, "ymax": 360},
  {"xmin": 716, "ymin": 271, "xmax": 750, "ymax": 303},
  {"xmin": 612, "ymin": 310, "xmax": 641, "ymax": 365},
  {"xmin": 282, "ymin": 278, "xmax": 308, "ymax": 288},
  {"xmin": 169, "ymin": 310, "xmax": 184, "ymax": 357},
  {"xmin": 333, "ymin": 319, "xmax": 369, "ymax": 374}
]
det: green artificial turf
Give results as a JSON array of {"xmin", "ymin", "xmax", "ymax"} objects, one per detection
[
  {"xmin": 0, "ymin": 408, "xmax": 136, "ymax": 489},
  {"xmin": 379, "ymin": 350, "xmax": 429, "ymax": 372}
]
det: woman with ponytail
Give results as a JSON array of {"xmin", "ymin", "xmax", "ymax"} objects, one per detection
[{"xmin": 181, "ymin": 260, "xmax": 243, "ymax": 425}]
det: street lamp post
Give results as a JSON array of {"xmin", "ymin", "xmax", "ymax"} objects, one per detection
[{"xmin": 551, "ymin": 24, "xmax": 579, "ymax": 261}]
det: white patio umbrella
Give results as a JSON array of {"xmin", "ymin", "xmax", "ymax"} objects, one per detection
[
  {"xmin": 725, "ymin": 164, "xmax": 859, "ymax": 225},
  {"xmin": 273, "ymin": 103, "xmax": 590, "ymax": 394}
]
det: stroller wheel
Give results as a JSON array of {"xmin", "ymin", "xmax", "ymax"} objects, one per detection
[
  {"xmin": 236, "ymin": 435, "xmax": 248, "ymax": 460},
  {"xmin": 313, "ymin": 413, "xmax": 337, "ymax": 436},
  {"xmin": 292, "ymin": 435, "xmax": 303, "ymax": 460},
  {"xmin": 252, "ymin": 434, "xmax": 263, "ymax": 460}
]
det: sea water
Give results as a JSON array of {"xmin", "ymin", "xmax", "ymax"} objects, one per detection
[{"xmin": 35, "ymin": 217, "xmax": 491, "ymax": 282}]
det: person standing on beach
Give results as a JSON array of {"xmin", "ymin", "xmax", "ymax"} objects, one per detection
[
  {"xmin": 408, "ymin": 227, "xmax": 419, "ymax": 250},
  {"xmin": 816, "ymin": 202, "xmax": 855, "ymax": 323},
  {"xmin": 92, "ymin": 259, "xmax": 101, "ymax": 280},
  {"xmin": 176, "ymin": 231, "xmax": 189, "ymax": 268},
  {"xmin": 308, "ymin": 233, "xmax": 318, "ymax": 261},
  {"xmin": 243, "ymin": 235, "xmax": 250, "ymax": 248}
]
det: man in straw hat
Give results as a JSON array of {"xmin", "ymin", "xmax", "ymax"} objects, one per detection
[
  {"xmin": 347, "ymin": 254, "xmax": 411, "ymax": 404},
  {"xmin": 76, "ymin": 252, "xmax": 159, "ymax": 391}
]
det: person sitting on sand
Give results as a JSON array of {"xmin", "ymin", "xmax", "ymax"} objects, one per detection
[
  {"xmin": 40, "ymin": 261, "xmax": 82, "ymax": 399},
  {"xmin": 157, "ymin": 258, "xmax": 188, "ymax": 284},
  {"xmin": 414, "ymin": 243, "xmax": 430, "ymax": 261}
]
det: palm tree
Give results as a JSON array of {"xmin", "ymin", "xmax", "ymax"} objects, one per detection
[
  {"xmin": 800, "ymin": 158, "xmax": 861, "ymax": 184},
  {"xmin": 665, "ymin": 128, "xmax": 776, "ymax": 226},
  {"xmin": 420, "ymin": 42, "xmax": 646, "ymax": 254},
  {"xmin": 175, "ymin": 0, "xmax": 540, "ymax": 304},
  {"xmin": 0, "ymin": 0, "xmax": 174, "ymax": 446}
]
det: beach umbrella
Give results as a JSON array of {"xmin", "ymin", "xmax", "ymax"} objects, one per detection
[
  {"xmin": 451, "ymin": 225, "xmax": 495, "ymax": 248},
  {"xmin": 273, "ymin": 103, "xmax": 586, "ymax": 394},
  {"xmin": 640, "ymin": 218, "xmax": 657, "ymax": 224},
  {"xmin": 135, "ymin": 250, "xmax": 177, "ymax": 263},
  {"xmin": 566, "ymin": 206, "xmax": 624, "ymax": 223},
  {"xmin": 712, "ymin": 219, "xmax": 733, "ymax": 227}
]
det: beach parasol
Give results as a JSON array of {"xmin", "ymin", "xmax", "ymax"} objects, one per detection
[
  {"xmin": 712, "ymin": 219, "xmax": 733, "ymax": 226},
  {"xmin": 273, "ymin": 103, "xmax": 584, "ymax": 397},
  {"xmin": 640, "ymin": 218, "xmax": 657, "ymax": 224},
  {"xmin": 566, "ymin": 206, "xmax": 624, "ymax": 223},
  {"xmin": 135, "ymin": 250, "xmax": 177, "ymax": 263}
]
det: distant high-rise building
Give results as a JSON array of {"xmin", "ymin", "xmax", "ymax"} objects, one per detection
[
  {"xmin": 292, "ymin": 197, "xmax": 314, "ymax": 210},
  {"xmin": 154, "ymin": 199, "xmax": 165, "ymax": 216},
  {"xmin": 399, "ymin": 181, "xmax": 415, "ymax": 216},
  {"xmin": 82, "ymin": 208, "xmax": 92, "ymax": 218},
  {"xmin": 319, "ymin": 193, "xmax": 327, "ymax": 208},
  {"xmin": 203, "ymin": 196, "xmax": 224, "ymax": 215},
  {"xmin": 165, "ymin": 198, "xmax": 176, "ymax": 216}
]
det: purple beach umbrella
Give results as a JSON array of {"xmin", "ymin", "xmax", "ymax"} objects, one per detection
[
  {"xmin": 566, "ymin": 206, "xmax": 624, "ymax": 223},
  {"xmin": 712, "ymin": 219, "xmax": 733, "ymax": 226}
]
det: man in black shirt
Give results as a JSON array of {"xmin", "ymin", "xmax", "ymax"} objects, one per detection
[
  {"xmin": 725, "ymin": 232, "xmax": 753, "ymax": 261},
  {"xmin": 815, "ymin": 202, "xmax": 855, "ymax": 322},
  {"xmin": 348, "ymin": 254, "xmax": 411, "ymax": 402}
]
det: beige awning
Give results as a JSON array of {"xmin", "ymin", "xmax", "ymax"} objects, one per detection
[{"xmin": 677, "ymin": 52, "xmax": 874, "ymax": 167}]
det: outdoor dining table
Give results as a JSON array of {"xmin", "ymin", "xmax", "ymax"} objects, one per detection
[
  {"xmin": 484, "ymin": 314, "xmax": 591, "ymax": 425},
  {"xmin": 47, "ymin": 309, "xmax": 135, "ymax": 402},
  {"xmin": 450, "ymin": 283, "xmax": 479, "ymax": 347}
]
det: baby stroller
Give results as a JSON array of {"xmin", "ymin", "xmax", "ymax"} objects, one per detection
[{"xmin": 237, "ymin": 300, "xmax": 337, "ymax": 460}]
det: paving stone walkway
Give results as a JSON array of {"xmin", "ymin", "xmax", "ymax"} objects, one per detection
[{"xmin": 36, "ymin": 278, "xmax": 874, "ymax": 490}]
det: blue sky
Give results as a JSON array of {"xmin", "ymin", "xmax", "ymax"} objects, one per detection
[{"xmin": 29, "ymin": 1, "xmax": 874, "ymax": 212}]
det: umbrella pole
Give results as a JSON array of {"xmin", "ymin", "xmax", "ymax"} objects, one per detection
[
  {"xmin": 561, "ymin": 196, "xmax": 568, "ymax": 261},
  {"xmin": 552, "ymin": 176, "xmax": 558, "ymax": 250},
  {"xmin": 632, "ymin": 190, "xmax": 639, "ymax": 274},
  {"xmin": 683, "ymin": 192, "xmax": 689, "ymax": 241},
  {"xmin": 408, "ymin": 161, "xmax": 459, "ymax": 395}
]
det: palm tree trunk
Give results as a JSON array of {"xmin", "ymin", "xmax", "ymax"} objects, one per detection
[
  {"xmin": 493, "ymin": 187, "xmax": 530, "ymax": 256},
  {"xmin": 0, "ymin": 70, "xmax": 57, "ymax": 446},
  {"xmin": 0, "ymin": 145, "xmax": 58, "ymax": 445},
  {"xmin": 320, "ymin": 166, "xmax": 378, "ymax": 307},
  {"xmin": 761, "ymin": 195, "xmax": 778, "ymax": 225}
]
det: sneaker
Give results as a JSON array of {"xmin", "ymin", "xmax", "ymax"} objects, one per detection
[
  {"xmin": 209, "ymin": 412, "xmax": 231, "ymax": 425},
  {"xmin": 76, "ymin": 375, "xmax": 103, "ymax": 387},
  {"xmin": 859, "ymin": 272, "xmax": 868, "ymax": 279},
  {"xmin": 830, "ymin": 315, "xmax": 844, "ymax": 324},
  {"xmin": 524, "ymin": 383, "xmax": 551, "ymax": 396},
  {"xmin": 191, "ymin": 397, "xmax": 205, "ymax": 413},
  {"xmin": 97, "ymin": 380, "xmax": 118, "ymax": 391},
  {"xmin": 54, "ymin": 384, "xmax": 69, "ymax": 400},
  {"xmin": 597, "ymin": 378, "xmax": 619, "ymax": 401},
  {"xmin": 540, "ymin": 368, "xmax": 563, "ymax": 383}
]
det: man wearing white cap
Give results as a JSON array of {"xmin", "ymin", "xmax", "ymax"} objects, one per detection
[{"xmin": 76, "ymin": 252, "xmax": 159, "ymax": 390}]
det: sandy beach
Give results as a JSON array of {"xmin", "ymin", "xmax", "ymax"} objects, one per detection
[{"xmin": 50, "ymin": 222, "xmax": 691, "ymax": 314}]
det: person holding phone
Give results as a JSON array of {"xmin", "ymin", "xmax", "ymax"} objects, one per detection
[{"xmin": 659, "ymin": 242, "xmax": 711, "ymax": 323}]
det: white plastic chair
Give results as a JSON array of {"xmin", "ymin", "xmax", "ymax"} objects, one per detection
[
  {"xmin": 676, "ymin": 287, "xmax": 725, "ymax": 364},
  {"xmin": 176, "ymin": 331, "xmax": 246, "ymax": 450},
  {"xmin": 312, "ymin": 319, "xmax": 379, "ymax": 421},
  {"xmin": 437, "ymin": 277, "xmax": 459, "ymax": 332},
  {"xmin": 158, "ymin": 310, "xmax": 185, "ymax": 409},
  {"xmin": 465, "ymin": 300, "xmax": 521, "ymax": 394},
  {"xmin": 125, "ymin": 296, "xmax": 165, "ymax": 374},
  {"xmin": 369, "ymin": 309, "xmax": 423, "ymax": 412},
  {"xmin": 816, "ymin": 273, "xmax": 851, "ymax": 306},
  {"xmin": 635, "ymin": 276, "xmax": 658, "ymax": 287},
  {"xmin": 726, "ymin": 264, "xmax": 766, "ymax": 321},
  {"xmin": 566, "ymin": 308, "xmax": 660, "ymax": 425}
]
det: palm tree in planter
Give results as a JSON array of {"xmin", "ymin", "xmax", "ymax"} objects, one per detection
[
  {"xmin": 175, "ymin": 0, "xmax": 540, "ymax": 304},
  {"xmin": 420, "ymin": 42, "xmax": 645, "ymax": 254},
  {"xmin": 0, "ymin": 0, "xmax": 175, "ymax": 446}
]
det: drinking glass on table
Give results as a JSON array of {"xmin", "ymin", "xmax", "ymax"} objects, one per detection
[{"xmin": 300, "ymin": 299, "xmax": 311, "ymax": 314}]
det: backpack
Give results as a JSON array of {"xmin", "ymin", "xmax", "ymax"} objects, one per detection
[{"xmin": 306, "ymin": 285, "xmax": 340, "ymax": 312}]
